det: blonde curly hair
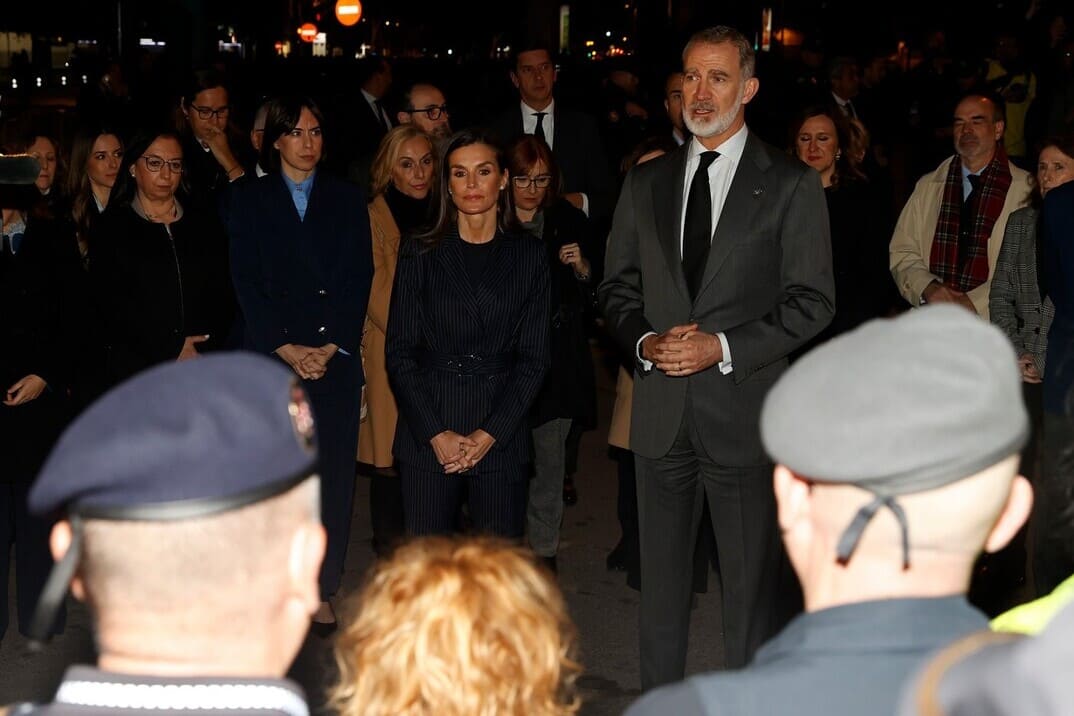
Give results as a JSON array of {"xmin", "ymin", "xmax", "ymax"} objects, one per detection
[{"xmin": 330, "ymin": 537, "xmax": 582, "ymax": 716}]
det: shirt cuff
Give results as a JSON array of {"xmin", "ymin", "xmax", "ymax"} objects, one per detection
[
  {"xmin": 636, "ymin": 331, "xmax": 656, "ymax": 372},
  {"xmin": 580, "ymin": 193, "xmax": 590, "ymax": 217},
  {"xmin": 716, "ymin": 331, "xmax": 732, "ymax": 375}
]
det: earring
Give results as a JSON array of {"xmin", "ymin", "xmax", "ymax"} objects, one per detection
[{"xmin": 835, "ymin": 150, "xmax": 843, "ymax": 160}]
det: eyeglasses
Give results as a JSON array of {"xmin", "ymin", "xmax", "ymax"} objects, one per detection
[
  {"xmin": 406, "ymin": 104, "xmax": 449, "ymax": 120},
  {"xmin": 512, "ymin": 174, "xmax": 553, "ymax": 189},
  {"xmin": 140, "ymin": 155, "xmax": 184, "ymax": 173},
  {"xmin": 190, "ymin": 104, "xmax": 231, "ymax": 120}
]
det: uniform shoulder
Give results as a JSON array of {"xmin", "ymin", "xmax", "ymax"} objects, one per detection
[{"xmin": 624, "ymin": 676, "xmax": 720, "ymax": 716}]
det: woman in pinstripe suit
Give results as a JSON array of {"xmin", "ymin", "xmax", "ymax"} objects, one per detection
[{"xmin": 385, "ymin": 130, "xmax": 550, "ymax": 538}]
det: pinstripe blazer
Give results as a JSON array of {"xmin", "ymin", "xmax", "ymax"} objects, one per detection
[
  {"xmin": 385, "ymin": 228, "xmax": 550, "ymax": 473},
  {"xmin": 989, "ymin": 206, "xmax": 1055, "ymax": 375}
]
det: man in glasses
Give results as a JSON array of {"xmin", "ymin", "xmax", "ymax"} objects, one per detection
[{"xmin": 397, "ymin": 83, "xmax": 452, "ymax": 140}]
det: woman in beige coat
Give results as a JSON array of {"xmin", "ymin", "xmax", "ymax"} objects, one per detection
[{"xmin": 358, "ymin": 125, "xmax": 435, "ymax": 555}]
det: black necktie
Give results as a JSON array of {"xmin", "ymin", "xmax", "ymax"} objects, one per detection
[
  {"xmin": 845, "ymin": 101, "xmax": 857, "ymax": 119},
  {"xmin": 683, "ymin": 151, "xmax": 720, "ymax": 299},
  {"xmin": 958, "ymin": 173, "xmax": 982, "ymax": 267},
  {"xmin": 534, "ymin": 112, "xmax": 547, "ymax": 145},
  {"xmin": 374, "ymin": 99, "xmax": 390, "ymax": 132}
]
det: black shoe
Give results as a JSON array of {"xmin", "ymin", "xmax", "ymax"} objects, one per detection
[
  {"xmin": 563, "ymin": 476, "xmax": 578, "ymax": 506},
  {"xmin": 540, "ymin": 555, "xmax": 558, "ymax": 574}
]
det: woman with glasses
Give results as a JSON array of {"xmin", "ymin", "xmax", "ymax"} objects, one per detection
[
  {"xmin": 386, "ymin": 129, "xmax": 549, "ymax": 541},
  {"xmin": 89, "ymin": 130, "xmax": 234, "ymax": 389},
  {"xmin": 229, "ymin": 96, "xmax": 372, "ymax": 632},
  {"xmin": 506, "ymin": 135, "xmax": 595, "ymax": 571},
  {"xmin": 177, "ymin": 69, "xmax": 248, "ymax": 211}
]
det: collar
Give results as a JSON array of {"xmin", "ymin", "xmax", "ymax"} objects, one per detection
[
  {"xmin": 688, "ymin": 124, "xmax": 748, "ymax": 164},
  {"xmin": 522, "ymin": 98, "xmax": 554, "ymax": 117},
  {"xmin": 831, "ymin": 91, "xmax": 850, "ymax": 107},
  {"xmin": 961, "ymin": 162, "xmax": 986, "ymax": 180},
  {"xmin": 281, "ymin": 170, "xmax": 316, "ymax": 195},
  {"xmin": 361, "ymin": 88, "xmax": 380, "ymax": 105},
  {"xmin": 53, "ymin": 666, "xmax": 309, "ymax": 716},
  {"xmin": 756, "ymin": 596, "xmax": 987, "ymax": 663},
  {"xmin": 132, "ymin": 195, "xmax": 185, "ymax": 223}
]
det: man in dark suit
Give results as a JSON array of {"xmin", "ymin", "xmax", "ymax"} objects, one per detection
[
  {"xmin": 599, "ymin": 26, "xmax": 835, "ymax": 689},
  {"xmin": 486, "ymin": 44, "xmax": 613, "ymax": 222}
]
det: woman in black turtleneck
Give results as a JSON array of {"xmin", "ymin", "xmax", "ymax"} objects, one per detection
[{"xmin": 358, "ymin": 125, "xmax": 435, "ymax": 554}]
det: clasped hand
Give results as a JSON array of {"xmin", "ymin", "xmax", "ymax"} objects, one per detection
[
  {"xmin": 4, "ymin": 374, "xmax": 46, "ymax": 406},
  {"xmin": 430, "ymin": 429, "xmax": 496, "ymax": 474},
  {"xmin": 642, "ymin": 323, "xmax": 723, "ymax": 377},
  {"xmin": 277, "ymin": 343, "xmax": 339, "ymax": 381}
]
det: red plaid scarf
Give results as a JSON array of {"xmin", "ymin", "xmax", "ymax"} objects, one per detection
[{"xmin": 929, "ymin": 148, "xmax": 1012, "ymax": 292}]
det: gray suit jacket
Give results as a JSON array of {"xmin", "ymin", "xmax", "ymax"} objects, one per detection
[
  {"xmin": 599, "ymin": 132, "xmax": 834, "ymax": 464},
  {"xmin": 989, "ymin": 205, "xmax": 1055, "ymax": 376}
]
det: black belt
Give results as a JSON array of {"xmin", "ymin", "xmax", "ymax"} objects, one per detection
[{"xmin": 420, "ymin": 352, "xmax": 514, "ymax": 375}]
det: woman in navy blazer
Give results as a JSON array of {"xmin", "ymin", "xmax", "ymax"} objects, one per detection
[
  {"xmin": 386, "ymin": 129, "xmax": 550, "ymax": 538},
  {"xmin": 228, "ymin": 96, "xmax": 372, "ymax": 629}
]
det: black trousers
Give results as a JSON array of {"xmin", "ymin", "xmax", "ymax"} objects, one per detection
[
  {"xmin": 0, "ymin": 481, "xmax": 64, "ymax": 640},
  {"xmin": 400, "ymin": 464, "xmax": 527, "ymax": 538},
  {"xmin": 635, "ymin": 407, "xmax": 793, "ymax": 690},
  {"xmin": 1035, "ymin": 410, "xmax": 1074, "ymax": 595},
  {"xmin": 309, "ymin": 388, "xmax": 361, "ymax": 600}
]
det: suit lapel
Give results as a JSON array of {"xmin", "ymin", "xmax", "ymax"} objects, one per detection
[
  {"xmin": 474, "ymin": 233, "xmax": 514, "ymax": 312},
  {"xmin": 652, "ymin": 145, "xmax": 690, "ymax": 300},
  {"xmin": 695, "ymin": 134, "xmax": 770, "ymax": 299},
  {"xmin": 437, "ymin": 233, "xmax": 485, "ymax": 328}
]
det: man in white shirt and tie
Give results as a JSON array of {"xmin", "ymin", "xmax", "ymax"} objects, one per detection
[
  {"xmin": 600, "ymin": 25, "xmax": 835, "ymax": 691},
  {"xmin": 828, "ymin": 57, "xmax": 861, "ymax": 121},
  {"xmin": 486, "ymin": 43, "xmax": 613, "ymax": 221}
]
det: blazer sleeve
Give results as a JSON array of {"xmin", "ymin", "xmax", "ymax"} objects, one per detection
[
  {"xmin": 480, "ymin": 242, "xmax": 551, "ymax": 443},
  {"xmin": 721, "ymin": 168, "xmax": 835, "ymax": 381},
  {"xmin": 576, "ymin": 114, "xmax": 615, "ymax": 221},
  {"xmin": 598, "ymin": 168, "xmax": 657, "ymax": 363},
  {"xmin": 325, "ymin": 186, "xmax": 373, "ymax": 355},
  {"xmin": 989, "ymin": 216, "xmax": 1027, "ymax": 354},
  {"xmin": 385, "ymin": 243, "xmax": 446, "ymax": 444},
  {"xmin": 227, "ymin": 185, "xmax": 288, "ymax": 354}
]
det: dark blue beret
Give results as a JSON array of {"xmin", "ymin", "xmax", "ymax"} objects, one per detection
[{"xmin": 29, "ymin": 352, "xmax": 319, "ymax": 520}]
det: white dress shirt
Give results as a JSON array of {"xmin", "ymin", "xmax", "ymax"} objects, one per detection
[{"xmin": 636, "ymin": 125, "xmax": 750, "ymax": 376}]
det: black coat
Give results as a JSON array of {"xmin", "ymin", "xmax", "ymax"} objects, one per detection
[
  {"xmin": 0, "ymin": 215, "xmax": 81, "ymax": 480},
  {"xmin": 386, "ymin": 229, "xmax": 550, "ymax": 472},
  {"xmin": 228, "ymin": 172, "xmax": 372, "ymax": 397},
  {"xmin": 527, "ymin": 200, "xmax": 597, "ymax": 428},
  {"xmin": 486, "ymin": 104, "xmax": 614, "ymax": 221},
  {"xmin": 90, "ymin": 200, "xmax": 235, "ymax": 388}
]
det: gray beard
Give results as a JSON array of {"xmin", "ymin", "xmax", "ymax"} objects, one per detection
[{"xmin": 683, "ymin": 89, "xmax": 744, "ymax": 139}]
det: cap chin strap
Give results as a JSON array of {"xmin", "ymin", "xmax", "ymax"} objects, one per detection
[
  {"xmin": 28, "ymin": 515, "xmax": 83, "ymax": 648},
  {"xmin": 836, "ymin": 495, "xmax": 911, "ymax": 570}
]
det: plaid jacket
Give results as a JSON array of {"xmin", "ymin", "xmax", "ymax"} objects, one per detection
[{"xmin": 990, "ymin": 206, "xmax": 1055, "ymax": 375}]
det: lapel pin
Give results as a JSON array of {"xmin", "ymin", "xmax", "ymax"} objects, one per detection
[{"xmin": 752, "ymin": 187, "xmax": 765, "ymax": 198}]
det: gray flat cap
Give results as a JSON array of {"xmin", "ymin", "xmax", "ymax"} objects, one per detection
[{"xmin": 761, "ymin": 305, "xmax": 1028, "ymax": 566}]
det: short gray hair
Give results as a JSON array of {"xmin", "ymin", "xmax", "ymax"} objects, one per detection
[{"xmin": 682, "ymin": 26, "xmax": 756, "ymax": 80}]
